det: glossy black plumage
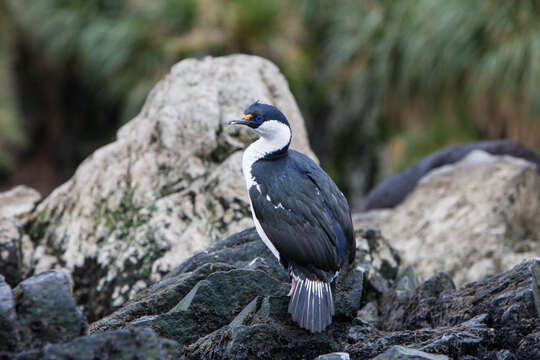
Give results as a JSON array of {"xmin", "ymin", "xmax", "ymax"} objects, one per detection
[
  {"xmin": 233, "ymin": 101, "xmax": 355, "ymax": 333},
  {"xmin": 249, "ymin": 151, "xmax": 354, "ymax": 273},
  {"xmin": 249, "ymin": 150, "xmax": 355, "ymax": 332}
]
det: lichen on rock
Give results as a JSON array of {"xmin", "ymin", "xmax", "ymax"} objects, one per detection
[{"xmin": 24, "ymin": 55, "xmax": 317, "ymax": 320}]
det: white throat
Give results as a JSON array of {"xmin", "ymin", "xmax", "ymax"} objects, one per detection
[{"xmin": 242, "ymin": 120, "xmax": 291, "ymax": 189}]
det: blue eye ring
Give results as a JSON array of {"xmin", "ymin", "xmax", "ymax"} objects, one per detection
[{"xmin": 255, "ymin": 115, "xmax": 264, "ymax": 123}]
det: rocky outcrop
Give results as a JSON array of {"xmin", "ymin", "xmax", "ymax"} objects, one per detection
[
  {"xmin": 92, "ymin": 228, "xmax": 538, "ymax": 359},
  {"xmin": 16, "ymin": 328, "xmax": 178, "ymax": 360},
  {"xmin": 25, "ymin": 55, "xmax": 317, "ymax": 320},
  {"xmin": 13, "ymin": 270, "xmax": 87, "ymax": 349},
  {"xmin": 0, "ymin": 270, "xmax": 178, "ymax": 359},
  {"xmin": 355, "ymin": 151, "xmax": 540, "ymax": 286},
  {"xmin": 1, "ymin": 227, "xmax": 538, "ymax": 359}
]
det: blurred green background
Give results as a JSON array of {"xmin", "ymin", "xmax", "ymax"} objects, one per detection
[{"xmin": 1, "ymin": 0, "xmax": 540, "ymax": 209}]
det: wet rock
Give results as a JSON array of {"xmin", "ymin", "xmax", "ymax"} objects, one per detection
[
  {"xmin": 82, "ymin": 229, "xmax": 537, "ymax": 359},
  {"xmin": 372, "ymin": 345, "xmax": 450, "ymax": 360},
  {"xmin": 90, "ymin": 262, "xmax": 234, "ymax": 333},
  {"xmin": 334, "ymin": 268, "xmax": 365, "ymax": 318},
  {"xmin": 355, "ymin": 152, "xmax": 540, "ymax": 286},
  {"xmin": 13, "ymin": 270, "xmax": 87, "ymax": 349},
  {"xmin": 26, "ymin": 55, "xmax": 316, "ymax": 320},
  {"xmin": 516, "ymin": 329, "xmax": 540, "ymax": 359},
  {"xmin": 90, "ymin": 228, "xmax": 288, "ymax": 333},
  {"xmin": 6, "ymin": 328, "xmax": 178, "ymax": 360},
  {"xmin": 182, "ymin": 296, "xmax": 348, "ymax": 360},
  {"xmin": 381, "ymin": 259, "xmax": 539, "ymax": 331},
  {"xmin": 127, "ymin": 269, "xmax": 286, "ymax": 346},
  {"xmin": 0, "ymin": 275, "xmax": 17, "ymax": 351},
  {"xmin": 347, "ymin": 314, "xmax": 496, "ymax": 358}
]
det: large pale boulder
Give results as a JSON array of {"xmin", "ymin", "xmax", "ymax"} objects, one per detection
[
  {"xmin": 26, "ymin": 55, "xmax": 316, "ymax": 319},
  {"xmin": 354, "ymin": 151, "xmax": 540, "ymax": 286}
]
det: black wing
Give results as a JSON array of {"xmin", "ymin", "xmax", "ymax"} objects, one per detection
[{"xmin": 249, "ymin": 150, "xmax": 354, "ymax": 273}]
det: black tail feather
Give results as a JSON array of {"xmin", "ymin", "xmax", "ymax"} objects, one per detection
[{"xmin": 288, "ymin": 276, "xmax": 334, "ymax": 333}]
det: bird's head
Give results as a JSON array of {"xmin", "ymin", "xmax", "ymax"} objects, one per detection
[{"xmin": 229, "ymin": 101, "xmax": 291, "ymax": 140}]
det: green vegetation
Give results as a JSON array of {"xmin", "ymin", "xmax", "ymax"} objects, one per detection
[{"xmin": 2, "ymin": 0, "xmax": 540, "ymax": 195}]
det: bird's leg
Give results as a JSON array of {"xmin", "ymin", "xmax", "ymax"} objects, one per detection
[{"xmin": 287, "ymin": 278, "xmax": 296, "ymax": 296}]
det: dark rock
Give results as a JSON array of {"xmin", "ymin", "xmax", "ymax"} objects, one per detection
[
  {"xmin": 515, "ymin": 329, "xmax": 540, "ymax": 359},
  {"xmin": 355, "ymin": 301, "xmax": 379, "ymax": 326},
  {"xmin": 334, "ymin": 268, "xmax": 365, "ymax": 318},
  {"xmin": 372, "ymin": 345, "xmax": 450, "ymax": 359},
  {"xmin": 182, "ymin": 296, "xmax": 348, "ymax": 360},
  {"xmin": 14, "ymin": 270, "xmax": 87, "ymax": 349},
  {"xmin": 0, "ymin": 275, "xmax": 18, "ymax": 351},
  {"xmin": 379, "ymin": 265, "xmax": 419, "ymax": 330},
  {"xmin": 381, "ymin": 259, "xmax": 540, "ymax": 331},
  {"xmin": 127, "ymin": 269, "xmax": 286, "ymax": 346},
  {"xmin": 81, "ymin": 229, "xmax": 537, "ymax": 359},
  {"xmin": 8, "ymin": 328, "xmax": 178, "ymax": 360},
  {"xmin": 364, "ymin": 140, "xmax": 540, "ymax": 210},
  {"xmin": 90, "ymin": 262, "xmax": 235, "ymax": 333},
  {"xmin": 347, "ymin": 314, "xmax": 495, "ymax": 359},
  {"xmin": 417, "ymin": 272, "xmax": 455, "ymax": 299}
]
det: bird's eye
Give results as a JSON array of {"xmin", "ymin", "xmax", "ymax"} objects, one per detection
[{"xmin": 255, "ymin": 115, "xmax": 264, "ymax": 123}]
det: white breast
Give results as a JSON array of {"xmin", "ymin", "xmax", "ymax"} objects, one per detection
[{"xmin": 241, "ymin": 120, "xmax": 291, "ymax": 261}]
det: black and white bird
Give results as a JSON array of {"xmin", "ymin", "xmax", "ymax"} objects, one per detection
[{"xmin": 229, "ymin": 101, "xmax": 355, "ymax": 333}]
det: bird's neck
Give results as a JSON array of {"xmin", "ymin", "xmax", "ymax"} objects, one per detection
[
  {"xmin": 248, "ymin": 122, "xmax": 291, "ymax": 161},
  {"xmin": 242, "ymin": 123, "xmax": 291, "ymax": 187}
]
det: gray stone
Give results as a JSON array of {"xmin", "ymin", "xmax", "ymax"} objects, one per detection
[
  {"xmin": 355, "ymin": 153, "xmax": 540, "ymax": 286},
  {"xmin": 34, "ymin": 328, "xmax": 177, "ymax": 360},
  {"xmin": 0, "ymin": 275, "xmax": 17, "ymax": 351},
  {"xmin": 90, "ymin": 262, "xmax": 234, "ymax": 333},
  {"xmin": 0, "ymin": 185, "xmax": 41, "ymax": 220},
  {"xmin": 380, "ymin": 259, "xmax": 540, "ymax": 331},
  {"xmin": 314, "ymin": 352, "xmax": 350, "ymax": 360},
  {"xmin": 13, "ymin": 270, "xmax": 87, "ymax": 348},
  {"xmin": 334, "ymin": 268, "xmax": 365, "ymax": 318},
  {"xmin": 355, "ymin": 301, "xmax": 379, "ymax": 326},
  {"xmin": 347, "ymin": 314, "xmax": 495, "ymax": 358},
  {"xmin": 25, "ymin": 55, "xmax": 316, "ymax": 320},
  {"xmin": 372, "ymin": 346, "xmax": 450, "ymax": 360},
  {"xmin": 127, "ymin": 269, "xmax": 287, "ymax": 346},
  {"xmin": 182, "ymin": 296, "xmax": 347, "ymax": 360}
]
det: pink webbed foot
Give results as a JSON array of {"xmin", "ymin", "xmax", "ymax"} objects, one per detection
[{"xmin": 287, "ymin": 278, "xmax": 296, "ymax": 296}]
